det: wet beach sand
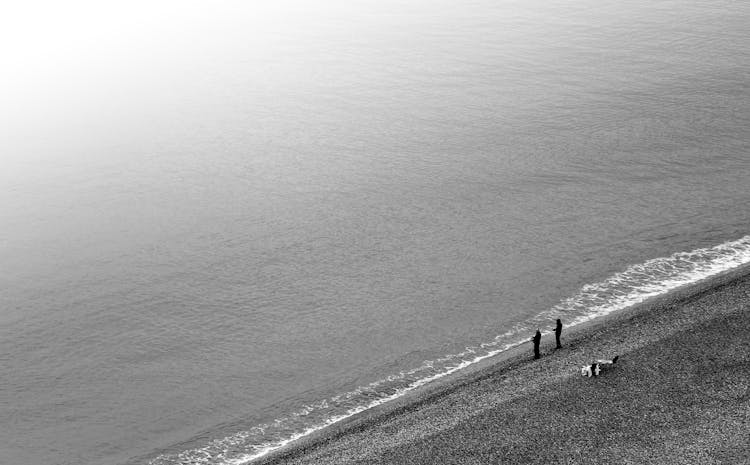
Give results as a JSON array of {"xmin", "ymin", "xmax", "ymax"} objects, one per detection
[{"xmin": 258, "ymin": 266, "xmax": 750, "ymax": 464}]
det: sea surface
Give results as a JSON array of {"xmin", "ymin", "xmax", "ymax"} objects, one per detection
[{"xmin": 2, "ymin": 1, "xmax": 750, "ymax": 464}]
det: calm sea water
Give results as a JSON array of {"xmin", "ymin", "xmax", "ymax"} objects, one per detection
[{"xmin": 2, "ymin": 1, "xmax": 750, "ymax": 464}]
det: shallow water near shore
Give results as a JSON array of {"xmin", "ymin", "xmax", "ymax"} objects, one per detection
[
  {"xmin": 255, "ymin": 266, "xmax": 750, "ymax": 465},
  {"xmin": 2, "ymin": 1, "xmax": 750, "ymax": 464}
]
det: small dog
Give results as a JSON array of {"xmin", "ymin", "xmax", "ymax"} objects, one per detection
[{"xmin": 581, "ymin": 356, "xmax": 619, "ymax": 377}]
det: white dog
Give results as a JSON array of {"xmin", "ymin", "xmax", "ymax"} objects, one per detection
[{"xmin": 581, "ymin": 356, "xmax": 619, "ymax": 377}]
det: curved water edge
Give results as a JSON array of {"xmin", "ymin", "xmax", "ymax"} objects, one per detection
[{"xmin": 149, "ymin": 235, "xmax": 750, "ymax": 465}]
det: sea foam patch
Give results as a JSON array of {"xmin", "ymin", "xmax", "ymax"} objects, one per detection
[{"xmin": 149, "ymin": 235, "xmax": 750, "ymax": 465}]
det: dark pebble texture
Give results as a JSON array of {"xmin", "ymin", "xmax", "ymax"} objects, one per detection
[{"xmin": 259, "ymin": 269, "xmax": 750, "ymax": 464}]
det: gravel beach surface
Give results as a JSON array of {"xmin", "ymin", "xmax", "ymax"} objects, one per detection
[{"xmin": 259, "ymin": 268, "xmax": 750, "ymax": 464}]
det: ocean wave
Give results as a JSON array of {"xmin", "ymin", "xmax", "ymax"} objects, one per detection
[{"xmin": 149, "ymin": 235, "xmax": 750, "ymax": 465}]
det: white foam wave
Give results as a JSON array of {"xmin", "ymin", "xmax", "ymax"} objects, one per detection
[
  {"xmin": 149, "ymin": 235, "xmax": 750, "ymax": 465},
  {"xmin": 546, "ymin": 235, "xmax": 750, "ymax": 326}
]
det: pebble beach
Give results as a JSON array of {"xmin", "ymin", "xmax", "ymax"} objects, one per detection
[{"xmin": 257, "ymin": 266, "xmax": 750, "ymax": 464}]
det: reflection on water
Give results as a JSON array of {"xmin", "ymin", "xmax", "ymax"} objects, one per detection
[{"xmin": 1, "ymin": 1, "xmax": 749, "ymax": 464}]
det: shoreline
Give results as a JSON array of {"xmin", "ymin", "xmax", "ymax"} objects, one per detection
[{"xmin": 256, "ymin": 263, "xmax": 750, "ymax": 464}]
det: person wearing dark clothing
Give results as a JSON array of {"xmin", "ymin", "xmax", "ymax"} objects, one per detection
[
  {"xmin": 554, "ymin": 319, "xmax": 563, "ymax": 349},
  {"xmin": 532, "ymin": 329, "xmax": 542, "ymax": 359}
]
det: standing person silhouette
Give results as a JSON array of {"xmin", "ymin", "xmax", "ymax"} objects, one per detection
[
  {"xmin": 532, "ymin": 329, "xmax": 542, "ymax": 359},
  {"xmin": 554, "ymin": 319, "xmax": 563, "ymax": 349}
]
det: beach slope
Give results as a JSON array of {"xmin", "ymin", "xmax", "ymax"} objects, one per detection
[{"xmin": 259, "ymin": 270, "xmax": 750, "ymax": 464}]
